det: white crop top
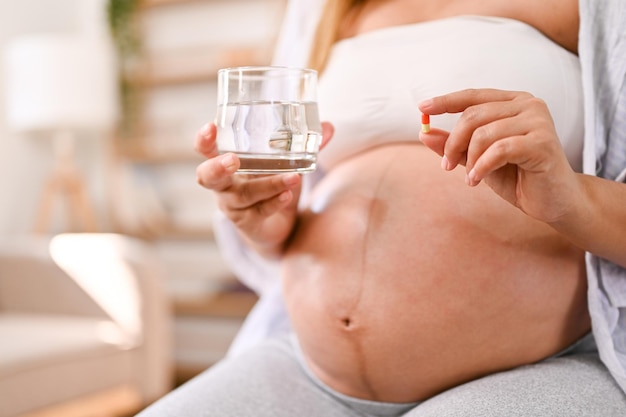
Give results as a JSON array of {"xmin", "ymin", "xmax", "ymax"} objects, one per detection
[{"xmin": 316, "ymin": 15, "xmax": 584, "ymax": 172}]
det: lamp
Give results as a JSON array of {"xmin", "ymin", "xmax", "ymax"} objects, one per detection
[{"xmin": 4, "ymin": 33, "xmax": 118, "ymax": 233}]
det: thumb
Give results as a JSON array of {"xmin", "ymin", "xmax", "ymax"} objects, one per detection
[
  {"xmin": 319, "ymin": 121, "xmax": 335, "ymax": 150},
  {"xmin": 419, "ymin": 128, "xmax": 449, "ymax": 157}
]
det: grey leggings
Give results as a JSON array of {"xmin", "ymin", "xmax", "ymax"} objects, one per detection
[{"xmin": 137, "ymin": 332, "xmax": 626, "ymax": 417}]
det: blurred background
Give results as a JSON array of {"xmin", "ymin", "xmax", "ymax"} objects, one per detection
[{"xmin": 0, "ymin": 0, "xmax": 285, "ymax": 415}]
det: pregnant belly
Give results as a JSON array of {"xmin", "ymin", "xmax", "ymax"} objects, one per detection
[{"xmin": 282, "ymin": 143, "xmax": 590, "ymax": 402}]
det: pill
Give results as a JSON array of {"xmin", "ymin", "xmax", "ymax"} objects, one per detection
[{"xmin": 421, "ymin": 113, "xmax": 430, "ymax": 133}]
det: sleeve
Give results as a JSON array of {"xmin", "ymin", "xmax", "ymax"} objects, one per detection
[
  {"xmin": 212, "ymin": 210, "xmax": 280, "ymax": 296},
  {"xmin": 579, "ymin": 0, "xmax": 626, "ymax": 395},
  {"xmin": 271, "ymin": 0, "xmax": 324, "ymax": 67}
]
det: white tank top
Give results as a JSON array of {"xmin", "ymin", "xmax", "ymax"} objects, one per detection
[{"xmin": 316, "ymin": 15, "xmax": 584, "ymax": 172}]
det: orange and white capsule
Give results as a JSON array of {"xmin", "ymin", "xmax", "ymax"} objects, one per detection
[{"xmin": 421, "ymin": 113, "xmax": 430, "ymax": 133}]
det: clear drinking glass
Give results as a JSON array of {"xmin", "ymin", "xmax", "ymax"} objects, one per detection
[{"xmin": 215, "ymin": 66, "xmax": 322, "ymax": 174}]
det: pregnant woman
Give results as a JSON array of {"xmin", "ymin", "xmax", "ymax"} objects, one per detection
[{"xmin": 137, "ymin": 0, "xmax": 626, "ymax": 415}]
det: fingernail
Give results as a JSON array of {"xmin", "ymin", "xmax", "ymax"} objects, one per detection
[
  {"xmin": 282, "ymin": 173, "xmax": 299, "ymax": 187},
  {"xmin": 468, "ymin": 168, "xmax": 478, "ymax": 185},
  {"xmin": 278, "ymin": 190, "xmax": 291, "ymax": 202},
  {"xmin": 419, "ymin": 98, "xmax": 434, "ymax": 109},
  {"xmin": 441, "ymin": 155, "xmax": 451, "ymax": 171},
  {"xmin": 221, "ymin": 154, "xmax": 236, "ymax": 170},
  {"xmin": 200, "ymin": 123, "xmax": 211, "ymax": 137}
]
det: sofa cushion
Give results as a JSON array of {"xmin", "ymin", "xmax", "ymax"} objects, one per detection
[
  {"xmin": 0, "ymin": 236, "xmax": 108, "ymax": 318},
  {"xmin": 0, "ymin": 313, "xmax": 140, "ymax": 416}
]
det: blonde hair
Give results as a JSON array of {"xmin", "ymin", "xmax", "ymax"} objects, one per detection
[{"xmin": 307, "ymin": 0, "xmax": 363, "ymax": 74}]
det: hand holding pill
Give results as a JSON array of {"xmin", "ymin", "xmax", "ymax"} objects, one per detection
[{"xmin": 417, "ymin": 88, "xmax": 580, "ymax": 225}]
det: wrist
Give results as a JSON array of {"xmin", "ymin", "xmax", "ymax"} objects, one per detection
[
  {"xmin": 546, "ymin": 173, "xmax": 626, "ymax": 268},
  {"xmin": 545, "ymin": 173, "xmax": 591, "ymax": 241}
]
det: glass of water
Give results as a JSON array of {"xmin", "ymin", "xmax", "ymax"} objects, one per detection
[{"xmin": 215, "ymin": 66, "xmax": 322, "ymax": 174}]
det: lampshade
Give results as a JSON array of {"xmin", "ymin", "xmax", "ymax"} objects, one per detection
[{"xmin": 4, "ymin": 33, "xmax": 119, "ymax": 134}]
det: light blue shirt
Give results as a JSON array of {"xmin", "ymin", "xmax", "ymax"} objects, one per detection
[{"xmin": 579, "ymin": 0, "xmax": 626, "ymax": 394}]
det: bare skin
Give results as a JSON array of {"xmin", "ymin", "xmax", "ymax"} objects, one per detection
[
  {"xmin": 282, "ymin": 143, "xmax": 590, "ymax": 402},
  {"xmin": 341, "ymin": 0, "xmax": 579, "ymax": 54},
  {"xmin": 278, "ymin": 0, "xmax": 589, "ymax": 402},
  {"xmin": 419, "ymin": 89, "xmax": 626, "ymax": 268},
  {"xmin": 195, "ymin": 0, "xmax": 594, "ymax": 404}
]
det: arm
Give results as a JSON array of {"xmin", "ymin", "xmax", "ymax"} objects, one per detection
[
  {"xmin": 564, "ymin": 174, "xmax": 626, "ymax": 267},
  {"xmin": 418, "ymin": 88, "xmax": 626, "ymax": 268}
]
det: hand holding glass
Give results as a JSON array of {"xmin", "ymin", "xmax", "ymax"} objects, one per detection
[{"xmin": 215, "ymin": 66, "xmax": 322, "ymax": 174}]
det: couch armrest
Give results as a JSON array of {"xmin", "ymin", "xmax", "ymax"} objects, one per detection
[
  {"xmin": 0, "ymin": 233, "xmax": 174, "ymax": 402},
  {"xmin": 48, "ymin": 233, "xmax": 174, "ymax": 401},
  {"xmin": 0, "ymin": 236, "xmax": 106, "ymax": 317}
]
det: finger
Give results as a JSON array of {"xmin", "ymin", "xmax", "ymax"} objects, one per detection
[
  {"xmin": 418, "ymin": 127, "xmax": 448, "ymax": 156},
  {"xmin": 194, "ymin": 123, "xmax": 219, "ymax": 158},
  {"xmin": 196, "ymin": 153, "xmax": 239, "ymax": 191},
  {"xmin": 420, "ymin": 129, "xmax": 465, "ymax": 167},
  {"xmin": 420, "ymin": 127, "xmax": 467, "ymax": 168},
  {"xmin": 419, "ymin": 89, "xmax": 527, "ymax": 115},
  {"xmin": 222, "ymin": 172, "xmax": 301, "ymax": 211},
  {"xmin": 420, "ymin": 128, "xmax": 469, "ymax": 167},
  {"xmin": 319, "ymin": 122, "xmax": 335, "ymax": 150},
  {"xmin": 444, "ymin": 100, "xmax": 523, "ymax": 170},
  {"xmin": 249, "ymin": 188, "xmax": 296, "ymax": 219},
  {"xmin": 467, "ymin": 135, "xmax": 531, "ymax": 186}
]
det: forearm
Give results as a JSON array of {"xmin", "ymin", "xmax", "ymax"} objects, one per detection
[{"xmin": 551, "ymin": 174, "xmax": 626, "ymax": 268}]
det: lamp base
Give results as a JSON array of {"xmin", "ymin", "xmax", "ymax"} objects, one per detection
[{"xmin": 34, "ymin": 131, "xmax": 98, "ymax": 234}]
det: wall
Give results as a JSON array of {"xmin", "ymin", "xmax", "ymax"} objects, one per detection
[
  {"xmin": 0, "ymin": 0, "xmax": 286, "ymax": 377},
  {"xmin": 0, "ymin": 0, "xmax": 110, "ymax": 236},
  {"xmin": 0, "ymin": 0, "xmax": 285, "ymax": 237},
  {"xmin": 0, "ymin": 0, "xmax": 285, "ymax": 292},
  {"xmin": 133, "ymin": 0, "xmax": 285, "ymax": 295}
]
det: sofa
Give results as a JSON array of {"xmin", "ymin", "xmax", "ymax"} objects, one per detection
[{"xmin": 0, "ymin": 233, "xmax": 173, "ymax": 417}]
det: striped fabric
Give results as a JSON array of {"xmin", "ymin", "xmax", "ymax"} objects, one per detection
[
  {"xmin": 579, "ymin": 0, "xmax": 626, "ymax": 395},
  {"xmin": 604, "ymin": 85, "xmax": 626, "ymax": 181}
]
